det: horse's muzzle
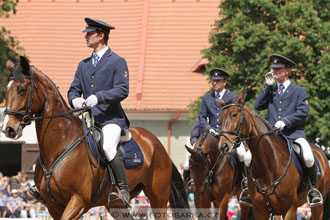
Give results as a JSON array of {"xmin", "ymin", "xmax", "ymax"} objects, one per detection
[
  {"xmin": 219, "ymin": 142, "xmax": 233, "ymax": 155},
  {"xmin": 2, "ymin": 125, "xmax": 23, "ymax": 139}
]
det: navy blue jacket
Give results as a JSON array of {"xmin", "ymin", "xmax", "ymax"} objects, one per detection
[
  {"xmin": 254, "ymin": 82, "xmax": 308, "ymax": 139},
  {"xmin": 199, "ymin": 89, "xmax": 237, "ymax": 132},
  {"xmin": 68, "ymin": 48, "xmax": 130, "ymax": 129}
]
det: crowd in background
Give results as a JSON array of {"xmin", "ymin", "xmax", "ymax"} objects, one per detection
[{"xmin": 0, "ymin": 170, "xmax": 312, "ymax": 219}]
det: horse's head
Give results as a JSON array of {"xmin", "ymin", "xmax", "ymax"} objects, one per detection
[
  {"xmin": 185, "ymin": 142, "xmax": 210, "ymax": 188},
  {"xmin": 2, "ymin": 56, "xmax": 42, "ymax": 139},
  {"xmin": 218, "ymin": 89, "xmax": 250, "ymax": 155}
]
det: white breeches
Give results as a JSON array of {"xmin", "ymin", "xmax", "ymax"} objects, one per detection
[
  {"xmin": 294, "ymin": 138, "xmax": 314, "ymax": 168},
  {"xmin": 102, "ymin": 123, "xmax": 121, "ymax": 161},
  {"xmin": 184, "ymin": 137, "xmax": 193, "ymax": 171},
  {"xmin": 243, "ymin": 138, "xmax": 314, "ymax": 168},
  {"xmin": 236, "ymin": 142, "xmax": 246, "ymax": 162}
]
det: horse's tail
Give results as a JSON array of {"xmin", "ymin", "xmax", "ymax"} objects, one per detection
[
  {"xmin": 323, "ymin": 187, "xmax": 330, "ymax": 220},
  {"xmin": 169, "ymin": 161, "xmax": 192, "ymax": 220}
]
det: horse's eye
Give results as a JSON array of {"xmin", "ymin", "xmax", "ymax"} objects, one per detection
[
  {"xmin": 232, "ymin": 113, "xmax": 238, "ymax": 118},
  {"xmin": 18, "ymin": 86, "xmax": 27, "ymax": 95}
]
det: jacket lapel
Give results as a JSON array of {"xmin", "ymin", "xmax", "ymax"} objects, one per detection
[{"xmin": 93, "ymin": 48, "xmax": 112, "ymax": 73}]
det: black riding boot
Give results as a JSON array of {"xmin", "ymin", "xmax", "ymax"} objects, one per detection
[
  {"xmin": 306, "ymin": 163, "xmax": 322, "ymax": 207},
  {"xmin": 109, "ymin": 152, "xmax": 130, "ymax": 207},
  {"xmin": 239, "ymin": 163, "xmax": 253, "ymax": 207},
  {"xmin": 183, "ymin": 169, "xmax": 190, "ymax": 183}
]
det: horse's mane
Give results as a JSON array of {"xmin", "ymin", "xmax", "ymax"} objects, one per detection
[
  {"xmin": 245, "ymin": 104, "xmax": 274, "ymax": 131},
  {"xmin": 31, "ymin": 66, "xmax": 69, "ymax": 106}
]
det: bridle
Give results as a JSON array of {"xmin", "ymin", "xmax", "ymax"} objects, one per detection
[
  {"xmin": 4, "ymin": 71, "xmax": 85, "ymax": 125},
  {"xmin": 4, "ymin": 71, "xmax": 41, "ymax": 126},
  {"xmin": 220, "ymin": 102, "xmax": 276, "ymax": 148}
]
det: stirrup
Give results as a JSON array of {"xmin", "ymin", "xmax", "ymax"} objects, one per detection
[
  {"xmin": 109, "ymin": 188, "xmax": 131, "ymax": 209},
  {"xmin": 239, "ymin": 192, "xmax": 253, "ymax": 207},
  {"xmin": 307, "ymin": 188, "xmax": 323, "ymax": 207},
  {"xmin": 187, "ymin": 179, "xmax": 194, "ymax": 192}
]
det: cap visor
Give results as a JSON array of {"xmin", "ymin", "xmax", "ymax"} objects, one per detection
[
  {"xmin": 271, "ymin": 63, "xmax": 286, "ymax": 68},
  {"xmin": 82, "ymin": 27, "xmax": 98, "ymax": 33},
  {"xmin": 212, "ymin": 76, "xmax": 225, "ymax": 80}
]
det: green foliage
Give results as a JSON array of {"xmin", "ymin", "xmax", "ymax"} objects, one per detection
[
  {"xmin": 0, "ymin": 0, "xmax": 23, "ymax": 102},
  {"xmin": 1, "ymin": 0, "xmax": 17, "ymax": 18},
  {"xmin": 189, "ymin": 0, "xmax": 330, "ymax": 157}
]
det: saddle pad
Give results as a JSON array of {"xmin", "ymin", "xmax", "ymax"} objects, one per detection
[
  {"xmin": 282, "ymin": 135, "xmax": 321, "ymax": 178},
  {"xmin": 120, "ymin": 138, "xmax": 144, "ymax": 168},
  {"xmin": 82, "ymin": 120, "xmax": 144, "ymax": 168}
]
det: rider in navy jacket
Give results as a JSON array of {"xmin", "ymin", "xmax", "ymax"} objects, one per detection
[
  {"xmin": 253, "ymin": 54, "xmax": 322, "ymax": 206},
  {"xmin": 198, "ymin": 68, "xmax": 251, "ymax": 206},
  {"xmin": 198, "ymin": 69, "xmax": 236, "ymax": 133},
  {"xmin": 67, "ymin": 18, "xmax": 130, "ymax": 207}
]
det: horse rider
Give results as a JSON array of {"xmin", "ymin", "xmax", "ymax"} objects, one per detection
[
  {"xmin": 67, "ymin": 18, "xmax": 130, "ymax": 206},
  {"xmin": 198, "ymin": 68, "xmax": 251, "ymax": 206},
  {"xmin": 251, "ymin": 54, "xmax": 322, "ymax": 206},
  {"xmin": 184, "ymin": 117, "xmax": 202, "ymax": 188}
]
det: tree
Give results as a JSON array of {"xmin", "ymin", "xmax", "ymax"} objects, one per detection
[
  {"xmin": 189, "ymin": 0, "xmax": 330, "ymax": 157},
  {"xmin": 0, "ymin": 0, "xmax": 23, "ymax": 102}
]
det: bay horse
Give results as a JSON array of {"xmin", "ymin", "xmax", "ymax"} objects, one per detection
[
  {"xmin": 217, "ymin": 89, "xmax": 330, "ymax": 220},
  {"xmin": 2, "ymin": 56, "xmax": 190, "ymax": 220},
  {"xmin": 186, "ymin": 130, "xmax": 253, "ymax": 220}
]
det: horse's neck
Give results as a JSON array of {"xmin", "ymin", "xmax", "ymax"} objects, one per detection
[
  {"xmin": 247, "ymin": 112, "xmax": 288, "ymax": 179},
  {"xmin": 34, "ymin": 72, "xmax": 82, "ymax": 163}
]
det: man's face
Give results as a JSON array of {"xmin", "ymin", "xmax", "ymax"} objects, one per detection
[
  {"xmin": 85, "ymin": 31, "xmax": 103, "ymax": 49},
  {"xmin": 272, "ymin": 67, "xmax": 290, "ymax": 83},
  {"xmin": 212, "ymin": 79, "xmax": 227, "ymax": 93}
]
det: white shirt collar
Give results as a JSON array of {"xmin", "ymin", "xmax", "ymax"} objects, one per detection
[
  {"xmin": 215, "ymin": 88, "xmax": 226, "ymax": 100},
  {"xmin": 93, "ymin": 46, "xmax": 109, "ymax": 60},
  {"xmin": 277, "ymin": 80, "xmax": 291, "ymax": 91}
]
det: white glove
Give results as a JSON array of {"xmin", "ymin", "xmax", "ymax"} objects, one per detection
[
  {"xmin": 264, "ymin": 69, "xmax": 275, "ymax": 85},
  {"xmin": 209, "ymin": 128, "xmax": 217, "ymax": 135},
  {"xmin": 72, "ymin": 97, "xmax": 85, "ymax": 109},
  {"xmin": 85, "ymin": 95, "xmax": 98, "ymax": 107},
  {"xmin": 274, "ymin": 121, "xmax": 285, "ymax": 131}
]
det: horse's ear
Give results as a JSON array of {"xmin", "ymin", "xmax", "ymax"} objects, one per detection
[
  {"xmin": 6, "ymin": 59, "xmax": 15, "ymax": 72},
  {"xmin": 20, "ymin": 56, "xmax": 31, "ymax": 76},
  {"xmin": 217, "ymin": 99, "xmax": 226, "ymax": 107},
  {"xmin": 237, "ymin": 88, "xmax": 246, "ymax": 104},
  {"xmin": 185, "ymin": 145, "xmax": 195, "ymax": 154}
]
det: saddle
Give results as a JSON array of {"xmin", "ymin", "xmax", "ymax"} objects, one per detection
[{"xmin": 80, "ymin": 111, "xmax": 144, "ymax": 167}]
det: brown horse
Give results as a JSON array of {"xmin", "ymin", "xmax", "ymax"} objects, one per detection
[
  {"xmin": 186, "ymin": 131, "xmax": 253, "ymax": 220},
  {"xmin": 2, "ymin": 57, "xmax": 190, "ymax": 220},
  {"xmin": 217, "ymin": 90, "xmax": 330, "ymax": 220}
]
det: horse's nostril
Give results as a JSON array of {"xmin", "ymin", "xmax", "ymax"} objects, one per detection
[{"xmin": 6, "ymin": 127, "xmax": 16, "ymax": 138}]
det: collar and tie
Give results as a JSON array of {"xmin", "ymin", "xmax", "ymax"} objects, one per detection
[
  {"xmin": 279, "ymin": 84, "xmax": 285, "ymax": 96},
  {"xmin": 93, "ymin": 53, "xmax": 99, "ymax": 67}
]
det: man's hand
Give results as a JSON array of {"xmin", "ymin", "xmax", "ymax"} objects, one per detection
[
  {"xmin": 72, "ymin": 97, "xmax": 85, "ymax": 109},
  {"xmin": 85, "ymin": 95, "xmax": 98, "ymax": 107},
  {"xmin": 274, "ymin": 120, "xmax": 285, "ymax": 131},
  {"xmin": 264, "ymin": 69, "xmax": 275, "ymax": 85}
]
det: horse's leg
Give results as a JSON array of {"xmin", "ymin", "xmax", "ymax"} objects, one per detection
[
  {"xmin": 310, "ymin": 205, "xmax": 324, "ymax": 220},
  {"xmin": 251, "ymin": 207, "xmax": 270, "ymax": 220},
  {"xmin": 239, "ymin": 205, "xmax": 251, "ymax": 220},
  {"xmin": 59, "ymin": 194, "xmax": 85, "ymax": 220},
  {"xmin": 218, "ymin": 196, "xmax": 229, "ymax": 220},
  {"xmin": 283, "ymin": 206, "xmax": 298, "ymax": 220}
]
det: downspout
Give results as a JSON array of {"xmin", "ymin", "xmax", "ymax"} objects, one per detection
[
  {"xmin": 167, "ymin": 112, "xmax": 180, "ymax": 156},
  {"xmin": 136, "ymin": 0, "xmax": 149, "ymax": 109}
]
